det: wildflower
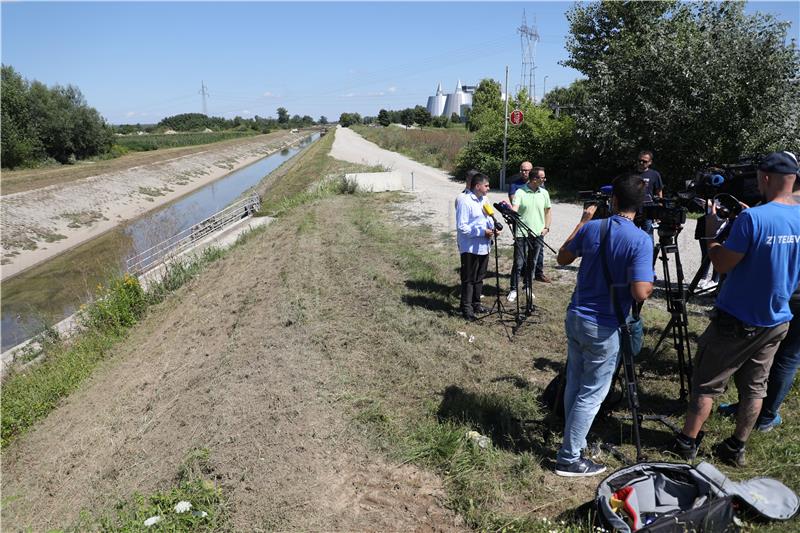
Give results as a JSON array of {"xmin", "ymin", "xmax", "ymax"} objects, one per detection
[
  {"xmin": 144, "ymin": 515, "xmax": 162, "ymax": 527},
  {"xmin": 174, "ymin": 500, "xmax": 192, "ymax": 513}
]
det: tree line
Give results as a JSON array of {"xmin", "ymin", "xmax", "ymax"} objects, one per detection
[
  {"xmin": 370, "ymin": 2, "xmax": 800, "ymax": 190},
  {"xmin": 1, "ymin": 66, "xmax": 327, "ymax": 170},
  {"xmin": 2, "ymin": 65, "xmax": 114, "ymax": 169}
]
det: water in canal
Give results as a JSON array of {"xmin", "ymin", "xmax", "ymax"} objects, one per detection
[{"xmin": 2, "ymin": 134, "xmax": 319, "ymax": 351}]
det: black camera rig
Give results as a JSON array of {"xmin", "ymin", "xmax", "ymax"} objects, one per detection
[{"xmin": 578, "ymin": 185, "xmax": 614, "ymax": 219}]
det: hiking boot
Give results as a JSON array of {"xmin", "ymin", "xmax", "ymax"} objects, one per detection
[
  {"xmin": 755, "ymin": 413, "xmax": 782, "ymax": 432},
  {"xmin": 668, "ymin": 435, "xmax": 698, "ymax": 462},
  {"xmin": 555, "ymin": 458, "xmax": 607, "ymax": 478},
  {"xmin": 715, "ymin": 439, "xmax": 746, "ymax": 467},
  {"xmin": 717, "ymin": 402, "xmax": 739, "ymax": 418},
  {"xmin": 535, "ymin": 274, "xmax": 552, "ymax": 283},
  {"xmin": 473, "ymin": 305, "xmax": 491, "ymax": 314},
  {"xmin": 506, "ymin": 290, "xmax": 517, "ymax": 303},
  {"xmin": 462, "ymin": 312, "xmax": 477, "ymax": 322}
]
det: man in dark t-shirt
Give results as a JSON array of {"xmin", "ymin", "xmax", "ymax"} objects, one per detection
[{"xmin": 635, "ymin": 150, "xmax": 663, "ymax": 249}]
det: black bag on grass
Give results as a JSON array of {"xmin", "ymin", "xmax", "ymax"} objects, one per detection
[{"xmin": 595, "ymin": 461, "xmax": 798, "ymax": 532}]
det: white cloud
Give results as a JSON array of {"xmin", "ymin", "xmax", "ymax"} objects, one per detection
[
  {"xmin": 126, "ymin": 111, "xmax": 137, "ymax": 117},
  {"xmin": 387, "ymin": 86, "xmax": 397, "ymax": 93},
  {"xmin": 342, "ymin": 92, "xmax": 357, "ymax": 98},
  {"xmin": 262, "ymin": 91, "xmax": 279, "ymax": 97}
]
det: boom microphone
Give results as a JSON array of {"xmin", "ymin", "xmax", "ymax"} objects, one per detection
[{"xmin": 483, "ymin": 203, "xmax": 503, "ymax": 231}]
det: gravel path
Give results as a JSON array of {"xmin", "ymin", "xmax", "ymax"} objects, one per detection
[{"xmin": 331, "ymin": 126, "xmax": 705, "ymax": 284}]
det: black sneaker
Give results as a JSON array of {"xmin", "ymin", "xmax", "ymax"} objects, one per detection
[
  {"xmin": 554, "ymin": 458, "xmax": 607, "ymax": 477},
  {"xmin": 473, "ymin": 305, "xmax": 491, "ymax": 314},
  {"xmin": 462, "ymin": 313, "xmax": 477, "ymax": 322},
  {"xmin": 715, "ymin": 440, "xmax": 746, "ymax": 467},
  {"xmin": 668, "ymin": 436, "xmax": 698, "ymax": 462}
]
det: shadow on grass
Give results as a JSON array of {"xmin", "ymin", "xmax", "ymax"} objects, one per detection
[{"xmin": 436, "ymin": 384, "xmax": 552, "ymax": 458}]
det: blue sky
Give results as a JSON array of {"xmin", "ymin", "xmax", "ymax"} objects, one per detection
[{"xmin": 2, "ymin": 1, "xmax": 798, "ymax": 125}]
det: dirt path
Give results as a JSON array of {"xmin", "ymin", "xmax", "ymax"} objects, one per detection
[
  {"xmin": 0, "ymin": 131, "xmax": 309, "ymax": 281},
  {"xmin": 331, "ymin": 126, "xmax": 703, "ymax": 279}
]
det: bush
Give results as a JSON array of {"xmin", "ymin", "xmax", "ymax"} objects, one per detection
[{"xmin": 80, "ymin": 273, "xmax": 147, "ymax": 335}]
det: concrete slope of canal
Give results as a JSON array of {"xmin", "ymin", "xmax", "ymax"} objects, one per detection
[
  {"xmin": 1, "ymin": 133, "xmax": 320, "ymax": 351},
  {"xmin": 1, "ymin": 130, "xmax": 313, "ymax": 280}
]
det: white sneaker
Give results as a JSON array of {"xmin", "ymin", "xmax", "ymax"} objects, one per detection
[{"xmin": 507, "ymin": 290, "xmax": 517, "ymax": 303}]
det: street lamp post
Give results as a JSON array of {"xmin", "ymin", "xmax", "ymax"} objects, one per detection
[{"xmin": 542, "ymin": 75, "xmax": 549, "ymax": 103}]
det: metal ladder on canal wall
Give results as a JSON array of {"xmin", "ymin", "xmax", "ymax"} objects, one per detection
[{"xmin": 125, "ymin": 194, "xmax": 261, "ymax": 276}]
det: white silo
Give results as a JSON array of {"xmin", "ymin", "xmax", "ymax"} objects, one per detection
[
  {"xmin": 443, "ymin": 80, "xmax": 471, "ymax": 119},
  {"xmin": 426, "ymin": 83, "xmax": 447, "ymax": 117}
]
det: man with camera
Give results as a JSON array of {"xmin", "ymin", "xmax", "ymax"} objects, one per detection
[
  {"xmin": 554, "ymin": 173, "xmax": 654, "ymax": 477},
  {"xmin": 456, "ymin": 173, "xmax": 500, "ymax": 321},
  {"xmin": 670, "ymin": 151, "xmax": 800, "ymax": 467},
  {"xmin": 507, "ymin": 165, "xmax": 552, "ymax": 303}
]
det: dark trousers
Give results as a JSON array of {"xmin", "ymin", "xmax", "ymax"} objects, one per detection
[
  {"xmin": 460, "ymin": 252, "xmax": 489, "ymax": 315},
  {"xmin": 510, "ymin": 236, "xmax": 542, "ymax": 291}
]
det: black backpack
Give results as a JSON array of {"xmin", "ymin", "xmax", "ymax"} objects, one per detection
[{"xmin": 596, "ymin": 461, "xmax": 798, "ymax": 532}]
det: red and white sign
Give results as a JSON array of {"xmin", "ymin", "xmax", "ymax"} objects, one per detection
[{"xmin": 509, "ymin": 109, "xmax": 524, "ymax": 125}]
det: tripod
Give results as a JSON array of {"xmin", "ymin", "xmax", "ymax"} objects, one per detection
[
  {"xmin": 476, "ymin": 227, "xmax": 514, "ymax": 340},
  {"xmin": 650, "ymin": 225, "xmax": 693, "ymax": 401}
]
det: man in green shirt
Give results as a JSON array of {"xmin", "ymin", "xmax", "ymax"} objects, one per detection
[{"xmin": 507, "ymin": 167, "xmax": 552, "ymax": 303}]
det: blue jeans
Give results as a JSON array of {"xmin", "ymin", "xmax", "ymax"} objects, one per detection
[
  {"xmin": 557, "ymin": 311, "xmax": 621, "ymax": 465},
  {"xmin": 759, "ymin": 304, "xmax": 800, "ymax": 424}
]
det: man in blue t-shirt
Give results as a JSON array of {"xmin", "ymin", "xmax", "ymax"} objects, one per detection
[
  {"xmin": 554, "ymin": 173, "xmax": 654, "ymax": 477},
  {"xmin": 671, "ymin": 151, "xmax": 800, "ymax": 467}
]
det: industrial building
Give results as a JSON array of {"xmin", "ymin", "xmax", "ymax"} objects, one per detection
[{"xmin": 426, "ymin": 80, "xmax": 475, "ymax": 120}]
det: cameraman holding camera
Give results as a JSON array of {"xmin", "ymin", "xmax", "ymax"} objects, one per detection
[
  {"xmin": 554, "ymin": 173, "xmax": 654, "ymax": 477},
  {"xmin": 671, "ymin": 151, "xmax": 800, "ymax": 467}
]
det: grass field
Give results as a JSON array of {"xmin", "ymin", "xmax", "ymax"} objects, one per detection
[
  {"xmin": 114, "ymin": 131, "xmax": 257, "ymax": 152},
  {"xmin": 352, "ymin": 125, "xmax": 472, "ymax": 176}
]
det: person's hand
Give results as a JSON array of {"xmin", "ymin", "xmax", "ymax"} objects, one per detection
[
  {"xmin": 541, "ymin": 227, "xmax": 550, "ymax": 236},
  {"xmin": 485, "ymin": 228, "xmax": 496, "ymax": 238},
  {"xmin": 581, "ymin": 205, "xmax": 597, "ymax": 223}
]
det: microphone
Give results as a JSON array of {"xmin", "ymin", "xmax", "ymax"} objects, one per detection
[
  {"xmin": 483, "ymin": 203, "xmax": 503, "ymax": 231},
  {"xmin": 493, "ymin": 201, "xmax": 518, "ymax": 218}
]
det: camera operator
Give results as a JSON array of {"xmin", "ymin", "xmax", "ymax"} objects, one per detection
[
  {"xmin": 634, "ymin": 151, "xmax": 664, "ymax": 245},
  {"xmin": 554, "ymin": 173, "xmax": 654, "ymax": 477},
  {"xmin": 456, "ymin": 173, "xmax": 500, "ymax": 321},
  {"xmin": 507, "ymin": 165, "xmax": 552, "ymax": 303},
  {"xmin": 670, "ymin": 151, "xmax": 800, "ymax": 467}
]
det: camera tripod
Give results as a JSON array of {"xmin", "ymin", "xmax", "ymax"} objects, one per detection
[{"xmin": 650, "ymin": 225, "xmax": 693, "ymax": 401}]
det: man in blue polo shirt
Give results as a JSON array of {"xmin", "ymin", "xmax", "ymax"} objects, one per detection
[
  {"xmin": 554, "ymin": 173, "xmax": 654, "ymax": 477},
  {"xmin": 670, "ymin": 151, "xmax": 800, "ymax": 467}
]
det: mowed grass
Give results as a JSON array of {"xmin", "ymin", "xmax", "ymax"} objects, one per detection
[
  {"xmin": 352, "ymin": 124, "xmax": 472, "ymax": 175},
  {"xmin": 260, "ymin": 191, "xmax": 800, "ymax": 531}
]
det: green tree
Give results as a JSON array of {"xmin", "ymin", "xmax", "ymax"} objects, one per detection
[
  {"xmin": 541, "ymin": 79, "xmax": 589, "ymax": 118},
  {"xmin": 1, "ymin": 65, "xmax": 42, "ymax": 168},
  {"xmin": 400, "ymin": 108, "xmax": 414, "ymax": 129},
  {"xmin": 319, "ymin": 115, "xmax": 328, "ymax": 124},
  {"xmin": 377, "ymin": 109, "xmax": 391, "ymax": 127},
  {"xmin": 276, "ymin": 107, "xmax": 289, "ymax": 124},
  {"xmin": 564, "ymin": 0, "xmax": 800, "ymax": 179},
  {"xmin": 339, "ymin": 112, "xmax": 362, "ymax": 128},
  {"xmin": 413, "ymin": 105, "xmax": 432, "ymax": 128},
  {"xmin": 466, "ymin": 79, "xmax": 503, "ymax": 132}
]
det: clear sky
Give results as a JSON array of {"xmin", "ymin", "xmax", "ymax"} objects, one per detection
[{"xmin": 2, "ymin": 1, "xmax": 798, "ymax": 125}]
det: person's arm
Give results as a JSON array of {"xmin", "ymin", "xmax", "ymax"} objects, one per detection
[
  {"xmin": 630, "ymin": 281, "xmax": 653, "ymax": 302},
  {"xmin": 705, "ymin": 206, "xmax": 748, "ymax": 274},
  {"xmin": 629, "ymin": 237, "xmax": 655, "ymax": 302},
  {"xmin": 542, "ymin": 207, "xmax": 552, "ymax": 236},
  {"xmin": 557, "ymin": 206, "xmax": 595, "ymax": 265}
]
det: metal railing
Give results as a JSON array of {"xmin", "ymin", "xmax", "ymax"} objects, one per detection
[{"xmin": 125, "ymin": 195, "xmax": 261, "ymax": 275}]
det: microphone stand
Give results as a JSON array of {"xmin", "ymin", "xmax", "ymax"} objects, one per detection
[{"xmin": 475, "ymin": 223, "xmax": 513, "ymax": 341}]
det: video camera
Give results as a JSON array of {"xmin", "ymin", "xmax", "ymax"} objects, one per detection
[
  {"xmin": 678, "ymin": 157, "xmax": 761, "ymax": 212},
  {"xmin": 642, "ymin": 198, "xmax": 687, "ymax": 229},
  {"xmin": 578, "ymin": 185, "xmax": 614, "ymax": 219}
]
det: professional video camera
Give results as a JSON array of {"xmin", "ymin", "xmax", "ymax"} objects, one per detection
[
  {"xmin": 678, "ymin": 156, "xmax": 762, "ymax": 210},
  {"xmin": 642, "ymin": 198, "xmax": 687, "ymax": 230},
  {"xmin": 578, "ymin": 185, "xmax": 614, "ymax": 219}
]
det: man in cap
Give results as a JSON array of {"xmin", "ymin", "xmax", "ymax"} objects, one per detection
[{"xmin": 670, "ymin": 151, "xmax": 800, "ymax": 467}]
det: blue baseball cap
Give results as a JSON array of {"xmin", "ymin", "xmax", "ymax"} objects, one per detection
[{"xmin": 758, "ymin": 151, "xmax": 799, "ymax": 175}]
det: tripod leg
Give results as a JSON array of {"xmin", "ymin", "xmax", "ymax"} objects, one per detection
[{"xmin": 620, "ymin": 336, "xmax": 643, "ymax": 462}]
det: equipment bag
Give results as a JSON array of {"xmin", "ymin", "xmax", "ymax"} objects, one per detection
[{"xmin": 596, "ymin": 462, "xmax": 798, "ymax": 532}]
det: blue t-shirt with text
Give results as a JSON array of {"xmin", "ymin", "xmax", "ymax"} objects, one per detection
[
  {"xmin": 717, "ymin": 202, "xmax": 800, "ymax": 327},
  {"xmin": 567, "ymin": 215, "xmax": 654, "ymax": 327}
]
